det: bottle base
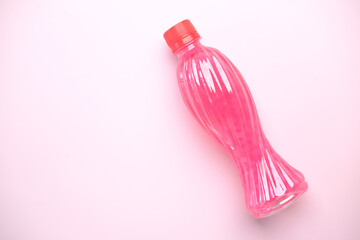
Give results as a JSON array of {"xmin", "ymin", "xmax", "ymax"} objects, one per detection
[{"xmin": 250, "ymin": 181, "xmax": 308, "ymax": 218}]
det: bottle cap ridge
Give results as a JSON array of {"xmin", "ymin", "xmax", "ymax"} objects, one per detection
[{"xmin": 163, "ymin": 19, "xmax": 200, "ymax": 53}]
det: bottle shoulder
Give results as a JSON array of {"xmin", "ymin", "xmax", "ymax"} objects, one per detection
[
  {"xmin": 176, "ymin": 44, "xmax": 237, "ymax": 81},
  {"xmin": 178, "ymin": 45, "xmax": 225, "ymax": 62},
  {"xmin": 177, "ymin": 45, "xmax": 232, "ymax": 76}
]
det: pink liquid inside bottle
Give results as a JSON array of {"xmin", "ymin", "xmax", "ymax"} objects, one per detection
[{"xmin": 164, "ymin": 20, "xmax": 308, "ymax": 218}]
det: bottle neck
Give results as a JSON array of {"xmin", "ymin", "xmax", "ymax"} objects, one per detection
[{"xmin": 175, "ymin": 38, "xmax": 202, "ymax": 58}]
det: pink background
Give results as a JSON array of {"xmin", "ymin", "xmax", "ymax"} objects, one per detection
[{"xmin": 1, "ymin": 0, "xmax": 360, "ymax": 239}]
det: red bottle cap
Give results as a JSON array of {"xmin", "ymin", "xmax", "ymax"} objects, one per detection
[{"xmin": 163, "ymin": 19, "xmax": 200, "ymax": 53}]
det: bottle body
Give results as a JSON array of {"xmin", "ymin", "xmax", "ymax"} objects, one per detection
[{"xmin": 176, "ymin": 39, "xmax": 308, "ymax": 218}]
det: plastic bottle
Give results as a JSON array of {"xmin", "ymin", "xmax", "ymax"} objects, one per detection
[{"xmin": 163, "ymin": 19, "xmax": 308, "ymax": 218}]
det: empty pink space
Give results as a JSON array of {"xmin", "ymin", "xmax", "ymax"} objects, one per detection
[{"xmin": 0, "ymin": 0, "xmax": 359, "ymax": 240}]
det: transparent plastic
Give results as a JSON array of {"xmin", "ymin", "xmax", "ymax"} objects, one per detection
[{"xmin": 175, "ymin": 39, "xmax": 308, "ymax": 218}]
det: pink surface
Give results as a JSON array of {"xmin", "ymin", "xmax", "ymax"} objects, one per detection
[
  {"xmin": 175, "ymin": 39, "xmax": 308, "ymax": 218},
  {"xmin": 0, "ymin": 0, "xmax": 359, "ymax": 239}
]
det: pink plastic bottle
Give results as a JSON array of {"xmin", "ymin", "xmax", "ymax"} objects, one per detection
[{"xmin": 164, "ymin": 20, "xmax": 308, "ymax": 218}]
